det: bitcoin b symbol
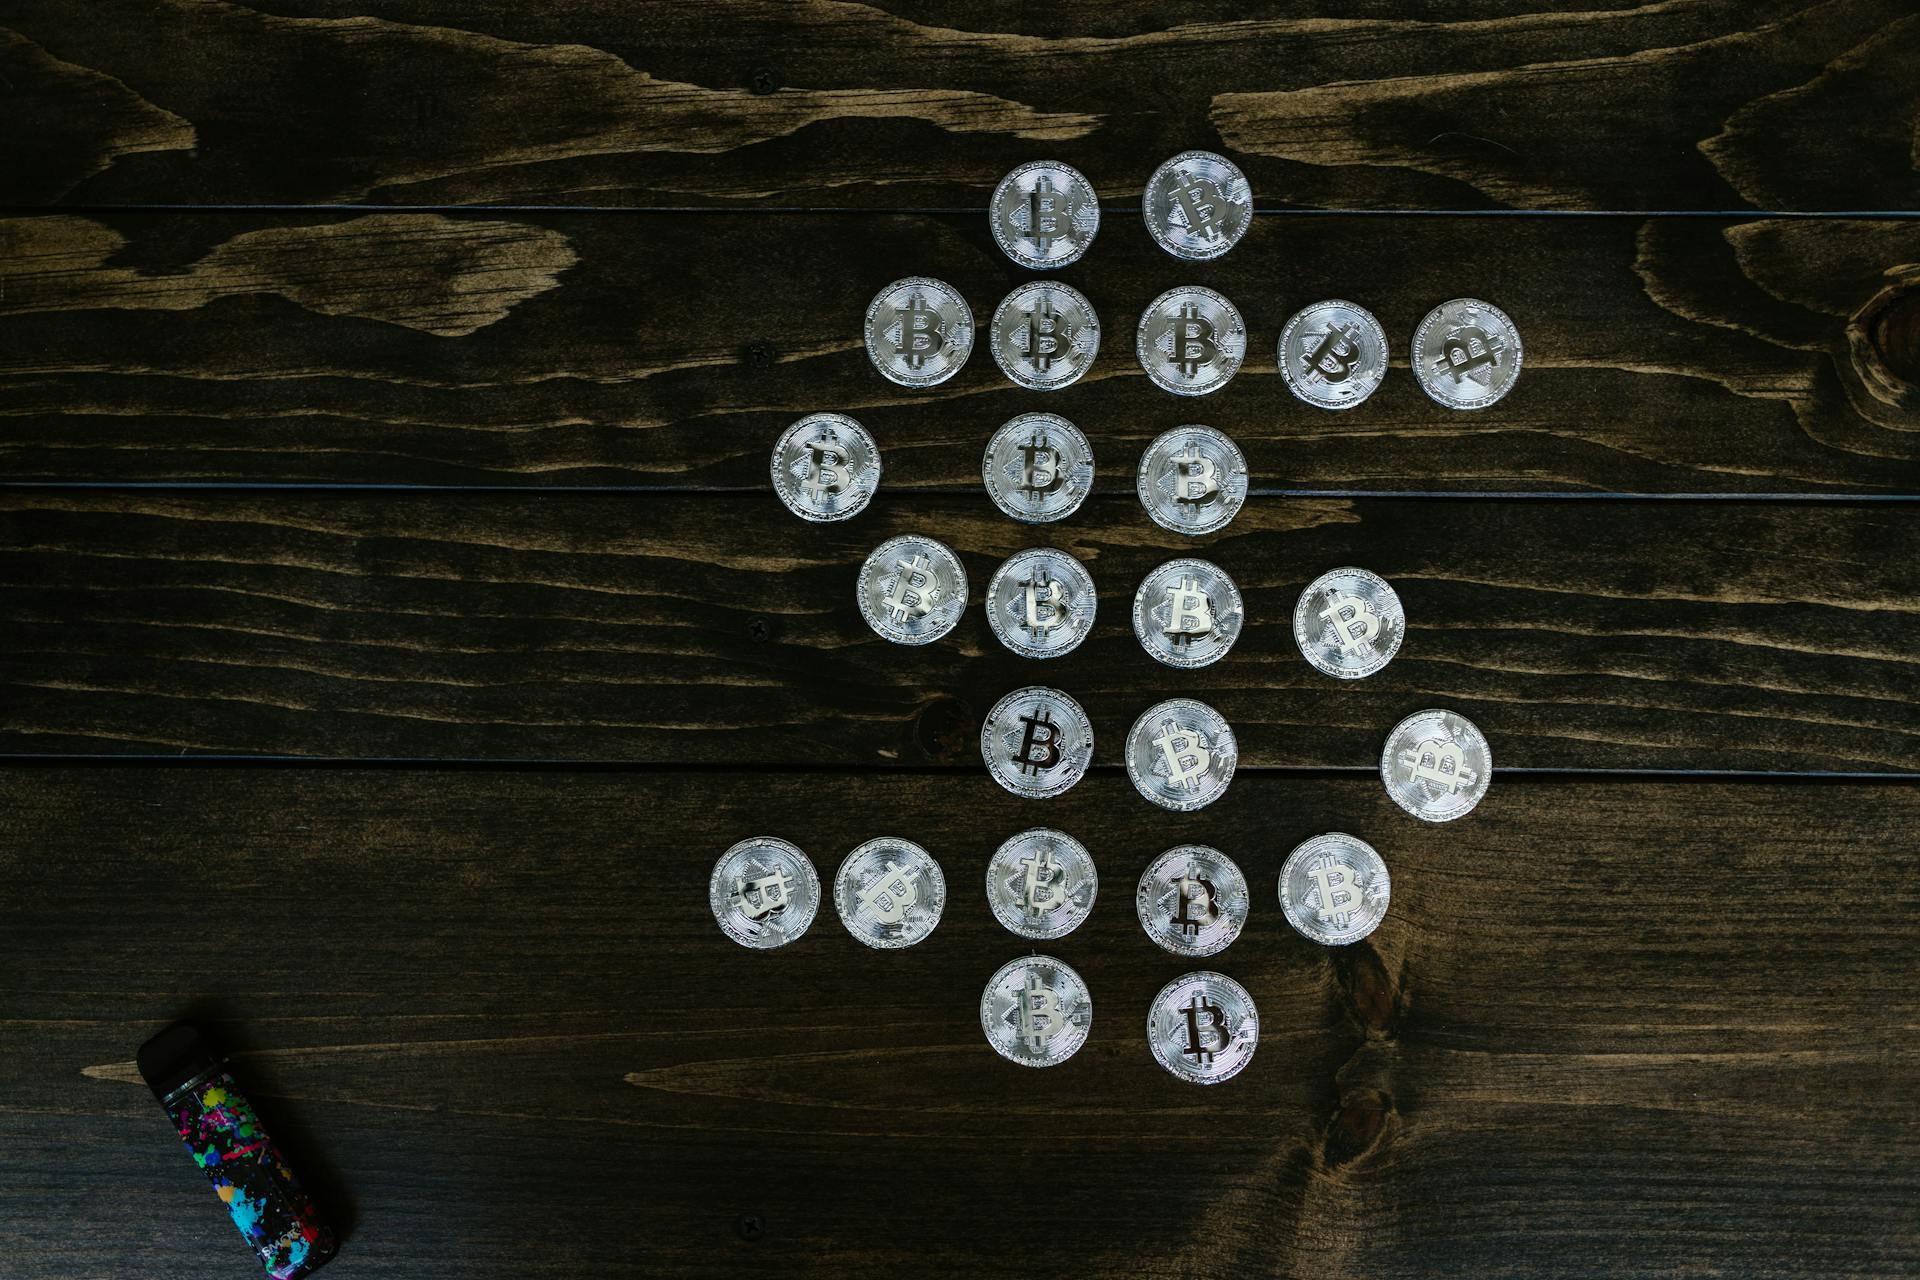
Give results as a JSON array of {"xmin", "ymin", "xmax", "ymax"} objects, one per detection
[
  {"xmin": 1304, "ymin": 325, "xmax": 1362, "ymax": 383},
  {"xmin": 1018, "ymin": 972, "xmax": 1065, "ymax": 1052},
  {"xmin": 1171, "ymin": 865, "xmax": 1219, "ymax": 937},
  {"xmin": 1172, "ymin": 304, "xmax": 1219, "ymax": 378},
  {"xmin": 1019, "ymin": 437, "xmax": 1063, "ymax": 497},
  {"xmin": 1171, "ymin": 447, "xmax": 1219, "ymax": 506},
  {"xmin": 1319, "ymin": 591, "xmax": 1380, "ymax": 653},
  {"xmin": 894, "ymin": 295, "xmax": 943, "ymax": 367},
  {"xmin": 1153, "ymin": 721, "xmax": 1212, "ymax": 792},
  {"xmin": 1169, "ymin": 171, "xmax": 1228, "ymax": 243},
  {"xmin": 1307, "ymin": 862, "xmax": 1362, "ymax": 925},
  {"xmin": 856, "ymin": 860, "xmax": 918, "ymax": 925},
  {"xmin": 803, "ymin": 444, "xmax": 848, "ymax": 501},
  {"xmin": 1027, "ymin": 183, "xmax": 1064, "ymax": 240},
  {"xmin": 1018, "ymin": 848, "xmax": 1068, "ymax": 917},
  {"xmin": 1022, "ymin": 576, "xmax": 1064, "ymax": 633},
  {"xmin": 884, "ymin": 554, "xmax": 940, "ymax": 623},
  {"xmin": 1402, "ymin": 737, "xmax": 1477, "ymax": 793},
  {"xmin": 1016, "ymin": 709, "xmax": 1063, "ymax": 775},
  {"xmin": 1163, "ymin": 577, "xmax": 1214, "ymax": 643},
  {"xmin": 1180, "ymin": 992, "xmax": 1228, "ymax": 1065},
  {"xmin": 1022, "ymin": 308, "xmax": 1066, "ymax": 370},
  {"xmin": 1434, "ymin": 325, "xmax": 1501, "ymax": 383},
  {"xmin": 735, "ymin": 867, "xmax": 794, "ymax": 921}
]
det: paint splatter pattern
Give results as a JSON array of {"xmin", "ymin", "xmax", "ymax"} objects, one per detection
[{"xmin": 165, "ymin": 1073, "xmax": 335, "ymax": 1278}]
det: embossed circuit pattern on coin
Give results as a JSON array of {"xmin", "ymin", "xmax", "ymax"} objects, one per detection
[
  {"xmin": 1382, "ymin": 708, "xmax": 1492, "ymax": 823},
  {"xmin": 1292, "ymin": 566, "xmax": 1404, "ymax": 679},
  {"xmin": 987, "ymin": 828, "xmax": 1098, "ymax": 941},
  {"xmin": 982, "ymin": 413, "xmax": 1095, "ymax": 524},
  {"xmin": 1136, "ymin": 425, "xmax": 1249, "ymax": 536},
  {"xmin": 1136, "ymin": 845, "xmax": 1249, "ymax": 958},
  {"xmin": 1148, "ymin": 971, "xmax": 1259, "ymax": 1085},
  {"xmin": 864, "ymin": 276, "xmax": 974, "ymax": 388},
  {"xmin": 1142, "ymin": 151, "xmax": 1253, "ymax": 261},
  {"xmin": 857, "ymin": 535, "xmax": 968, "ymax": 646},
  {"xmin": 710, "ymin": 837, "xmax": 820, "ymax": 950},
  {"xmin": 1137, "ymin": 286, "xmax": 1246, "ymax": 396},
  {"xmin": 982, "ymin": 686, "xmax": 1095, "ymax": 799},
  {"xmin": 986, "ymin": 547, "xmax": 1096, "ymax": 660},
  {"xmin": 1280, "ymin": 832, "xmax": 1391, "ymax": 947},
  {"xmin": 771, "ymin": 413, "xmax": 881, "ymax": 522},
  {"xmin": 1125, "ymin": 698, "xmax": 1238, "ymax": 812},
  {"xmin": 834, "ymin": 837, "xmax": 946, "ymax": 950},
  {"xmin": 990, "ymin": 161, "xmax": 1101, "ymax": 270},
  {"xmin": 981, "ymin": 955, "xmax": 1094, "ymax": 1068},
  {"xmin": 1278, "ymin": 299, "xmax": 1389, "ymax": 411},
  {"xmin": 1133, "ymin": 558, "xmax": 1243, "ymax": 669},
  {"xmin": 991, "ymin": 281, "xmax": 1100, "ymax": 391},
  {"xmin": 1411, "ymin": 297, "xmax": 1523, "ymax": 410}
]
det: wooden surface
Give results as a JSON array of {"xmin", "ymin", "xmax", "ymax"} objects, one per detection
[{"xmin": 1, "ymin": 3, "xmax": 1918, "ymax": 1278}]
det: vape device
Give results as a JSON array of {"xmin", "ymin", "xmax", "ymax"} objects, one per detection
[{"xmin": 136, "ymin": 1022, "xmax": 338, "ymax": 1278}]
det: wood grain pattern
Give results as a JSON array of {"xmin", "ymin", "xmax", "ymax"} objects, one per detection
[
  {"xmin": 1, "ymin": 492, "xmax": 1912, "ymax": 771},
  {"xmin": 2, "ymin": 1, "xmax": 1915, "ymax": 212},
  {"xmin": 3, "ymin": 211, "xmax": 1916, "ymax": 493},
  {"xmin": 1, "ymin": 769, "xmax": 1913, "ymax": 1277}
]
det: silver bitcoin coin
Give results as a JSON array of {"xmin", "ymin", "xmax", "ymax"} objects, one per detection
[
  {"xmin": 710, "ymin": 837, "xmax": 820, "ymax": 950},
  {"xmin": 985, "ymin": 547, "xmax": 1096, "ymax": 660},
  {"xmin": 1292, "ymin": 566, "xmax": 1404, "ymax": 679},
  {"xmin": 864, "ymin": 276, "xmax": 974, "ymax": 388},
  {"xmin": 982, "ymin": 412, "xmax": 1095, "ymax": 524},
  {"xmin": 1279, "ymin": 832, "xmax": 1390, "ymax": 946},
  {"xmin": 770, "ymin": 413, "xmax": 881, "ymax": 522},
  {"xmin": 1132, "ymin": 558, "xmax": 1243, "ymax": 669},
  {"xmin": 1124, "ymin": 698, "xmax": 1238, "ymax": 812},
  {"xmin": 986, "ymin": 828, "xmax": 1098, "ymax": 940},
  {"xmin": 980, "ymin": 955, "xmax": 1093, "ymax": 1068},
  {"xmin": 990, "ymin": 281, "xmax": 1100, "ymax": 391},
  {"xmin": 1147, "ymin": 971, "xmax": 1259, "ymax": 1085},
  {"xmin": 982, "ymin": 686, "xmax": 1095, "ymax": 800},
  {"xmin": 1136, "ymin": 845, "xmax": 1249, "ymax": 958},
  {"xmin": 1136, "ymin": 425, "xmax": 1248, "ymax": 536},
  {"xmin": 1277, "ymin": 299, "xmax": 1389, "ymax": 411},
  {"xmin": 1381, "ymin": 708, "xmax": 1492, "ymax": 823},
  {"xmin": 990, "ymin": 161, "xmax": 1101, "ymax": 270},
  {"xmin": 1411, "ymin": 297, "xmax": 1523, "ymax": 410},
  {"xmin": 1142, "ymin": 151, "xmax": 1253, "ymax": 262},
  {"xmin": 857, "ymin": 535, "xmax": 968, "ymax": 646},
  {"xmin": 1136, "ymin": 286, "xmax": 1246, "ymax": 396},
  {"xmin": 833, "ymin": 837, "xmax": 946, "ymax": 950}
]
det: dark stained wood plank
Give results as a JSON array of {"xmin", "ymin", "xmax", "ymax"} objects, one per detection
[
  {"xmin": 1, "ymin": 769, "xmax": 1914, "ymax": 1276},
  {"xmin": 2, "ymin": 211, "xmax": 1917, "ymax": 493},
  {"xmin": 0, "ymin": 492, "xmax": 1912, "ymax": 771},
  {"xmin": 2, "ymin": 0, "xmax": 1916, "ymax": 212}
]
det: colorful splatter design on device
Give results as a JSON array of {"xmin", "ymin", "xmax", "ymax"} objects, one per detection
[{"xmin": 163, "ymin": 1070, "xmax": 337, "ymax": 1278}]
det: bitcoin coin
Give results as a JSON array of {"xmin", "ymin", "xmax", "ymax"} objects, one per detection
[
  {"xmin": 864, "ymin": 276, "xmax": 974, "ymax": 388},
  {"xmin": 981, "ymin": 686, "xmax": 1095, "ymax": 800},
  {"xmin": 1136, "ymin": 845, "xmax": 1249, "ymax": 958},
  {"xmin": 991, "ymin": 281, "xmax": 1101, "ymax": 391},
  {"xmin": 1124, "ymin": 697, "xmax": 1237, "ymax": 812},
  {"xmin": 1277, "ymin": 299, "xmax": 1389, "ymax": 411},
  {"xmin": 857, "ymin": 535, "xmax": 969, "ymax": 646},
  {"xmin": 1136, "ymin": 425, "xmax": 1248, "ymax": 536},
  {"xmin": 981, "ymin": 412, "xmax": 1095, "ymax": 524},
  {"xmin": 990, "ymin": 161, "xmax": 1101, "ymax": 270},
  {"xmin": 1142, "ymin": 151, "xmax": 1253, "ymax": 262},
  {"xmin": 770, "ymin": 413, "xmax": 881, "ymax": 522},
  {"xmin": 1292, "ymin": 566, "xmax": 1404, "ymax": 679},
  {"xmin": 985, "ymin": 547, "xmax": 1097, "ymax": 660},
  {"xmin": 1136, "ymin": 286, "xmax": 1246, "ymax": 396},
  {"xmin": 1279, "ymin": 832, "xmax": 1390, "ymax": 946},
  {"xmin": 1410, "ymin": 297, "xmax": 1523, "ymax": 410},
  {"xmin": 1132, "ymin": 558, "xmax": 1243, "ymax": 669},
  {"xmin": 980, "ymin": 955, "xmax": 1094, "ymax": 1068},
  {"xmin": 986, "ymin": 828, "xmax": 1098, "ymax": 940},
  {"xmin": 1381, "ymin": 708, "xmax": 1492, "ymax": 823},
  {"xmin": 710, "ymin": 836, "xmax": 821, "ymax": 950},
  {"xmin": 833, "ymin": 837, "xmax": 947, "ymax": 949},
  {"xmin": 1147, "ymin": 971, "xmax": 1259, "ymax": 1084}
]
